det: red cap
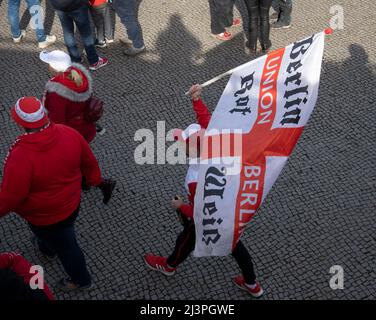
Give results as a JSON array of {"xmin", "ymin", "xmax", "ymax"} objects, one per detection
[{"xmin": 11, "ymin": 97, "xmax": 49, "ymax": 129}]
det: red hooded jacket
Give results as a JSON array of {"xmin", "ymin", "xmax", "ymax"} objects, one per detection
[
  {"xmin": 43, "ymin": 63, "xmax": 96, "ymax": 143},
  {"xmin": 0, "ymin": 252, "xmax": 54, "ymax": 300},
  {"xmin": 179, "ymin": 99, "xmax": 212, "ymax": 219},
  {"xmin": 0, "ymin": 123, "xmax": 102, "ymax": 226}
]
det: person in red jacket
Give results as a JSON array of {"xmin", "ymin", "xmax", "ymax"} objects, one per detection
[
  {"xmin": 0, "ymin": 96, "xmax": 114, "ymax": 291},
  {"xmin": 40, "ymin": 50, "xmax": 97, "ymax": 143},
  {"xmin": 144, "ymin": 85, "xmax": 264, "ymax": 298},
  {"xmin": 0, "ymin": 252, "xmax": 54, "ymax": 300}
]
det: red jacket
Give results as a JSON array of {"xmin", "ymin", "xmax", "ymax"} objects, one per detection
[
  {"xmin": 0, "ymin": 123, "xmax": 102, "ymax": 226},
  {"xmin": 43, "ymin": 63, "xmax": 96, "ymax": 143},
  {"xmin": 0, "ymin": 252, "xmax": 54, "ymax": 300},
  {"xmin": 180, "ymin": 99, "xmax": 212, "ymax": 219},
  {"xmin": 89, "ymin": 0, "xmax": 107, "ymax": 6}
]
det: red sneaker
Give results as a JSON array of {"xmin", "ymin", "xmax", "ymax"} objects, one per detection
[
  {"xmin": 211, "ymin": 31, "xmax": 233, "ymax": 41},
  {"xmin": 89, "ymin": 56, "xmax": 109, "ymax": 71},
  {"xmin": 144, "ymin": 254, "xmax": 176, "ymax": 276},
  {"xmin": 233, "ymin": 275, "xmax": 264, "ymax": 298},
  {"xmin": 232, "ymin": 18, "xmax": 242, "ymax": 27}
]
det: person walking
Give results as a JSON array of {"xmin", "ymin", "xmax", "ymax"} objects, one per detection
[
  {"xmin": 40, "ymin": 50, "xmax": 97, "ymax": 143},
  {"xmin": 89, "ymin": 0, "xmax": 115, "ymax": 48},
  {"xmin": 144, "ymin": 85, "xmax": 264, "ymax": 299},
  {"xmin": 244, "ymin": 0, "xmax": 273, "ymax": 54},
  {"xmin": 8, "ymin": 0, "xmax": 56, "ymax": 48},
  {"xmin": 0, "ymin": 97, "xmax": 115, "ymax": 291},
  {"xmin": 271, "ymin": 0, "xmax": 292, "ymax": 29},
  {"xmin": 210, "ymin": 0, "xmax": 241, "ymax": 41},
  {"xmin": 49, "ymin": 0, "xmax": 108, "ymax": 70},
  {"xmin": 112, "ymin": 0, "xmax": 145, "ymax": 56}
]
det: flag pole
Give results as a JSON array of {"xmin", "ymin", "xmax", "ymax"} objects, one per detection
[
  {"xmin": 184, "ymin": 62, "xmax": 253, "ymax": 96},
  {"xmin": 185, "ymin": 27, "xmax": 334, "ymax": 96}
]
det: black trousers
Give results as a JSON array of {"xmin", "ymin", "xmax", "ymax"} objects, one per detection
[
  {"xmin": 244, "ymin": 0, "xmax": 273, "ymax": 50},
  {"xmin": 167, "ymin": 220, "xmax": 257, "ymax": 285},
  {"xmin": 210, "ymin": 0, "xmax": 236, "ymax": 34},
  {"xmin": 90, "ymin": 4, "xmax": 115, "ymax": 43},
  {"xmin": 29, "ymin": 206, "xmax": 92, "ymax": 287}
]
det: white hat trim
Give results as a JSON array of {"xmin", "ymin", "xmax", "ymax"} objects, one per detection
[{"xmin": 15, "ymin": 98, "xmax": 45, "ymax": 123}]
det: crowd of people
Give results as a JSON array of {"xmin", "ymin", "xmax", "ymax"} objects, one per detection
[{"xmin": 0, "ymin": 0, "xmax": 294, "ymax": 300}]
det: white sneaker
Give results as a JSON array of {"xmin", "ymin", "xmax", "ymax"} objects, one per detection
[
  {"xmin": 38, "ymin": 35, "xmax": 57, "ymax": 49},
  {"xmin": 13, "ymin": 30, "xmax": 26, "ymax": 43}
]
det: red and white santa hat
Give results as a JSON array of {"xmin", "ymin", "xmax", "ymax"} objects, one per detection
[{"xmin": 11, "ymin": 97, "xmax": 49, "ymax": 129}]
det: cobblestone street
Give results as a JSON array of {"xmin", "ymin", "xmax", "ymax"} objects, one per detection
[{"xmin": 0, "ymin": 0, "xmax": 375, "ymax": 300}]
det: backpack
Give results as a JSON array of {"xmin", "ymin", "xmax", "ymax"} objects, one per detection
[{"xmin": 84, "ymin": 96, "xmax": 104, "ymax": 123}]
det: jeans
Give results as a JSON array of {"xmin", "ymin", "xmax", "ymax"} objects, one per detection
[
  {"xmin": 167, "ymin": 220, "xmax": 257, "ymax": 285},
  {"xmin": 56, "ymin": 4, "xmax": 99, "ymax": 65},
  {"xmin": 29, "ymin": 207, "xmax": 92, "ymax": 287},
  {"xmin": 8, "ymin": 0, "xmax": 46, "ymax": 42},
  {"xmin": 112, "ymin": 0, "xmax": 144, "ymax": 48},
  {"xmin": 90, "ymin": 4, "xmax": 114, "ymax": 43},
  {"xmin": 244, "ymin": 0, "xmax": 273, "ymax": 50},
  {"xmin": 272, "ymin": 0, "xmax": 292, "ymax": 23},
  {"xmin": 210, "ymin": 0, "xmax": 236, "ymax": 34}
]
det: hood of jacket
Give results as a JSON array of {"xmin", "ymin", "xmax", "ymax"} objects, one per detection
[{"xmin": 45, "ymin": 63, "xmax": 93, "ymax": 102}]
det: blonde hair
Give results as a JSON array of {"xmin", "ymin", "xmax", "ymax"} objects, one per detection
[{"xmin": 67, "ymin": 69, "xmax": 83, "ymax": 87}]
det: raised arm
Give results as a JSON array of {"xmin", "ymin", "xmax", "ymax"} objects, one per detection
[{"xmin": 187, "ymin": 84, "xmax": 211, "ymax": 129}]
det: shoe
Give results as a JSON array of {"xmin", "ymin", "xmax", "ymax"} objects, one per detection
[
  {"xmin": 270, "ymin": 11, "xmax": 280, "ymax": 21},
  {"xmin": 96, "ymin": 124, "xmax": 106, "ymax": 135},
  {"xmin": 98, "ymin": 178, "xmax": 116, "ymax": 204},
  {"xmin": 271, "ymin": 19, "xmax": 291, "ymax": 29},
  {"xmin": 232, "ymin": 18, "xmax": 242, "ymax": 27},
  {"xmin": 233, "ymin": 275, "xmax": 264, "ymax": 298},
  {"xmin": 144, "ymin": 254, "xmax": 176, "ymax": 276},
  {"xmin": 95, "ymin": 40, "xmax": 107, "ymax": 48},
  {"xmin": 123, "ymin": 45, "xmax": 146, "ymax": 56},
  {"xmin": 211, "ymin": 31, "xmax": 233, "ymax": 41},
  {"xmin": 38, "ymin": 35, "xmax": 57, "ymax": 49},
  {"xmin": 31, "ymin": 236, "xmax": 56, "ymax": 261},
  {"xmin": 260, "ymin": 42, "xmax": 272, "ymax": 54},
  {"xmin": 57, "ymin": 278, "xmax": 93, "ymax": 292},
  {"xmin": 13, "ymin": 30, "xmax": 26, "ymax": 43},
  {"xmin": 89, "ymin": 56, "xmax": 109, "ymax": 71},
  {"xmin": 120, "ymin": 38, "xmax": 132, "ymax": 45},
  {"xmin": 105, "ymin": 38, "xmax": 114, "ymax": 44}
]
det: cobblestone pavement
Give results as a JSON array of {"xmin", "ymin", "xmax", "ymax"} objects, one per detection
[{"xmin": 0, "ymin": 0, "xmax": 375, "ymax": 300}]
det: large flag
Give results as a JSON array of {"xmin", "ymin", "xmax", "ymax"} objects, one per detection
[{"xmin": 193, "ymin": 30, "xmax": 328, "ymax": 257}]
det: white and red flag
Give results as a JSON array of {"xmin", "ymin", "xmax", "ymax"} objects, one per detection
[{"xmin": 193, "ymin": 30, "xmax": 329, "ymax": 257}]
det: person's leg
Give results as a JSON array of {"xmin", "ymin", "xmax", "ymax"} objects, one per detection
[
  {"xmin": 26, "ymin": 0, "xmax": 46, "ymax": 42},
  {"xmin": 8, "ymin": 0, "xmax": 22, "ymax": 39},
  {"xmin": 112, "ymin": 0, "xmax": 144, "ymax": 48},
  {"xmin": 166, "ymin": 221, "xmax": 196, "ymax": 268},
  {"xmin": 56, "ymin": 10, "xmax": 81, "ymax": 63},
  {"xmin": 210, "ymin": 0, "xmax": 230, "ymax": 34},
  {"xmin": 224, "ymin": 0, "xmax": 235, "ymax": 28},
  {"xmin": 231, "ymin": 240, "xmax": 256, "ymax": 285},
  {"xmin": 90, "ymin": 5, "xmax": 105, "ymax": 44},
  {"xmin": 103, "ymin": 5, "xmax": 114, "ymax": 41},
  {"xmin": 244, "ymin": 0, "xmax": 259, "ymax": 50},
  {"xmin": 259, "ymin": 0, "xmax": 272, "ymax": 50},
  {"xmin": 277, "ymin": 0, "xmax": 292, "ymax": 25},
  {"xmin": 31, "ymin": 209, "xmax": 92, "ymax": 287},
  {"xmin": 71, "ymin": 5, "xmax": 99, "ymax": 65}
]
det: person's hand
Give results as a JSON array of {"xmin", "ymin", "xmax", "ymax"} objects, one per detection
[
  {"xmin": 172, "ymin": 196, "xmax": 184, "ymax": 209},
  {"xmin": 188, "ymin": 84, "xmax": 203, "ymax": 101}
]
